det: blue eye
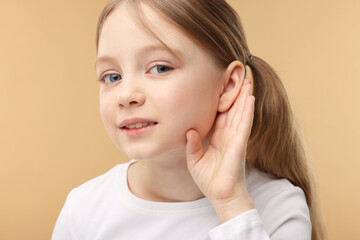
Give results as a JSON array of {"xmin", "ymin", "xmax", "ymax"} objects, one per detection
[
  {"xmin": 149, "ymin": 65, "xmax": 172, "ymax": 74},
  {"xmin": 103, "ymin": 74, "xmax": 122, "ymax": 83}
]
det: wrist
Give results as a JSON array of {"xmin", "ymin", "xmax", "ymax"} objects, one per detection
[{"xmin": 211, "ymin": 193, "xmax": 255, "ymax": 224}]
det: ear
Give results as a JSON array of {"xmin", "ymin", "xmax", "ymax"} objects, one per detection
[{"xmin": 217, "ymin": 60, "xmax": 246, "ymax": 112}]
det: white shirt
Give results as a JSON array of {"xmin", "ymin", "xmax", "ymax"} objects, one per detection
[{"xmin": 52, "ymin": 160, "xmax": 311, "ymax": 239}]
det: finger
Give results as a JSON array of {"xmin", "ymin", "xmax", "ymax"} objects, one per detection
[
  {"xmin": 223, "ymin": 96, "xmax": 254, "ymax": 170},
  {"xmin": 231, "ymin": 80, "xmax": 253, "ymax": 129},
  {"xmin": 238, "ymin": 96, "xmax": 255, "ymax": 142},
  {"xmin": 185, "ymin": 129, "xmax": 204, "ymax": 171},
  {"xmin": 213, "ymin": 111, "xmax": 227, "ymax": 131},
  {"xmin": 225, "ymin": 78, "xmax": 249, "ymax": 128}
]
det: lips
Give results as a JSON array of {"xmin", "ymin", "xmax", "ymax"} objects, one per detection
[
  {"xmin": 123, "ymin": 122, "xmax": 157, "ymax": 129},
  {"xmin": 119, "ymin": 118, "xmax": 158, "ymax": 129}
]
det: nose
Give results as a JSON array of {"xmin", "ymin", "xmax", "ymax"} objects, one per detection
[{"xmin": 116, "ymin": 82, "xmax": 146, "ymax": 108}]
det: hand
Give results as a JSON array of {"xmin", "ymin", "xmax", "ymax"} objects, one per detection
[{"xmin": 185, "ymin": 78, "xmax": 255, "ymax": 222}]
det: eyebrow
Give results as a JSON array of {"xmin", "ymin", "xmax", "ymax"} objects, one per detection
[{"xmin": 94, "ymin": 44, "xmax": 184, "ymax": 70}]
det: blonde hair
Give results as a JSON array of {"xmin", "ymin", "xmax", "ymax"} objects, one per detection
[{"xmin": 95, "ymin": 0, "xmax": 326, "ymax": 239}]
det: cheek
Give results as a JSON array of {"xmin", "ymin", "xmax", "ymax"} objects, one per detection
[
  {"xmin": 185, "ymin": 89, "xmax": 220, "ymax": 136},
  {"xmin": 161, "ymin": 85, "xmax": 219, "ymax": 138},
  {"xmin": 99, "ymin": 94, "xmax": 115, "ymax": 129}
]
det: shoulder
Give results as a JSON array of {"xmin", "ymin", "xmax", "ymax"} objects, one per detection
[
  {"xmin": 246, "ymin": 168, "xmax": 308, "ymax": 210},
  {"xmin": 246, "ymin": 169, "xmax": 311, "ymax": 236},
  {"xmin": 54, "ymin": 162, "xmax": 130, "ymax": 238},
  {"xmin": 246, "ymin": 169, "xmax": 304, "ymax": 203},
  {"xmin": 65, "ymin": 162, "xmax": 127, "ymax": 208}
]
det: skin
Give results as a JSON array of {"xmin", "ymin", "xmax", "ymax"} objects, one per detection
[{"xmin": 95, "ymin": 2, "xmax": 255, "ymax": 223}]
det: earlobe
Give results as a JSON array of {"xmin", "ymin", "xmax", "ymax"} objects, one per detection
[{"xmin": 217, "ymin": 61, "xmax": 245, "ymax": 112}]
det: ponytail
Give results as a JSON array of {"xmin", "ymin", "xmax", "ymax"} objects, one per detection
[{"xmin": 246, "ymin": 56, "xmax": 326, "ymax": 240}]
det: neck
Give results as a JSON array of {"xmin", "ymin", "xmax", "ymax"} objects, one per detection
[
  {"xmin": 127, "ymin": 125, "xmax": 214, "ymax": 202},
  {"xmin": 128, "ymin": 151, "xmax": 205, "ymax": 202}
]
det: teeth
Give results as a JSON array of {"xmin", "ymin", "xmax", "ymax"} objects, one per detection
[{"xmin": 125, "ymin": 122, "xmax": 155, "ymax": 129}]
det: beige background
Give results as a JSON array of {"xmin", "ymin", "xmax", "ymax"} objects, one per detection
[{"xmin": 1, "ymin": 0, "xmax": 359, "ymax": 239}]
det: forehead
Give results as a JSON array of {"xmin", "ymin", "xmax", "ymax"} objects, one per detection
[{"xmin": 98, "ymin": 2, "xmax": 192, "ymax": 57}]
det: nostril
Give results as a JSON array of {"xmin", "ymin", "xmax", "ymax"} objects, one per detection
[{"xmin": 116, "ymin": 92, "xmax": 145, "ymax": 107}]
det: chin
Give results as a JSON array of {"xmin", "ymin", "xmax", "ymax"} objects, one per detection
[
  {"xmin": 124, "ymin": 147, "xmax": 164, "ymax": 161},
  {"xmin": 125, "ymin": 143, "xmax": 187, "ymax": 162}
]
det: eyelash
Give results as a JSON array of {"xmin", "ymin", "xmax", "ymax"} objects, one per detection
[
  {"xmin": 99, "ymin": 73, "xmax": 121, "ymax": 83},
  {"xmin": 99, "ymin": 64, "xmax": 174, "ymax": 83},
  {"xmin": 148, "ymin": 64, "xmax": 173, "ymax": 75}
]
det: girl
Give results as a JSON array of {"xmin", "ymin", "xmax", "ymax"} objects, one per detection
[{"xmin": 53, "ymin": 0, "xmax": 325, "ymax": 239}]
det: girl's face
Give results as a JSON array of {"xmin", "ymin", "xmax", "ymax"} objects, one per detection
[{"xmin": 96, "ymin": 3, "xmax": 225, "ymax": 161}]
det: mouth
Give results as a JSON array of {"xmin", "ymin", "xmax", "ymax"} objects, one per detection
[
  {"xmin": 120, "ymin": 122, "xmax": 158, "ymax": 130},
  {"xmin": 119, "ymin": 118, "xmax": 158, "ymax": 137},
  {"xmin": 120, "ymin": 121, "xmax": 158, "ymax": 137}
]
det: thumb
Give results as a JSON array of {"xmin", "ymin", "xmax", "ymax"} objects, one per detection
[{"xmin": 185, "ymin": 129, "xmax": 204, "ymax": 170}]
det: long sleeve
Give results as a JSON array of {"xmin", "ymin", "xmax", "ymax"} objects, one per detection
[
  {"xmin": 209, "ymin": 209, "xmax": 269, "ymax": 239},
  {"xmin": 208, "ymin": 185, "xmax": 311, "ymax": 240}
]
